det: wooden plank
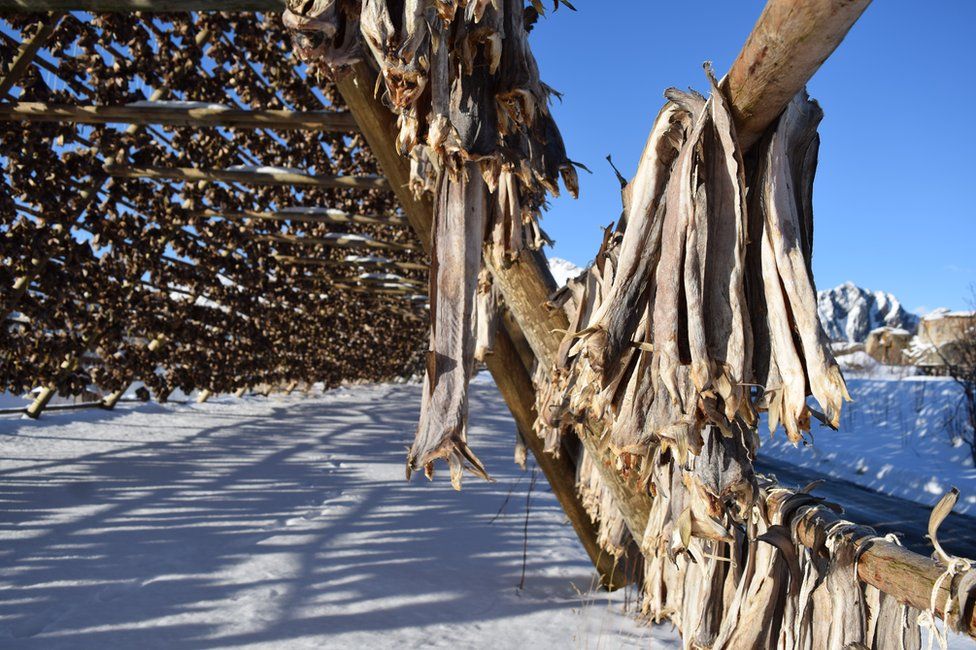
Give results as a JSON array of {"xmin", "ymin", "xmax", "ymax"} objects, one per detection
[
  {"xmin": 725, "ymin": 0, "xmax": 872, "ymax": 149},
  {"xmin": 0, "ymin": 14, "xmax": 63, "ymax": 98},
  {"xmin": 335, "ymin": 61, "xmax": 628, "ymax": 590},
  {"xmin": 195, "ymin": 208, "xmax": 407, "ymax": 228},
  {"xmin": 102, "ymin": 163, "xmax": 389, "ymax": 191},
  {"xmin": 0, "ymin": 0, "xmax": 283, "ymax": 9},
  {"xmin": 274, "ymin": 255, "xmax": 428, "ymax": 273},
  {"xmin": 0, "ymin": 101, "xmax": 359, "ymax": 132},
  {"xmin": 259, "ymin": 231, "xmax": 417, "ymax": 253}
]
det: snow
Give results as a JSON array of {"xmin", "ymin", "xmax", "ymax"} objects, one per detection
[
  {"xmin": 225, "ymin": 165, "xmax": 306, "ymax": 176},
  {"xmin": 345, "ymin": 254, "xmax": 390, "ymax": 265},
  {"xmin": 758, "ymin": 376, "xmax": 976, "ymax": 515},
  {"xmin": 324, "ymin": 232, "xmax": 373, "ymax": 243},
  {"xmin": 0, "ymin": 381, "xmax": 675, "ymax": 649},
  {"xmin": 817, "ymin": 281, "xmax": 919, "ymax": 342},
  {"xmin": 126, "ymin": 100, "xmax": 231, "ymax": 111},
  {"xmin": 548, "ymin": 257, "xmax": 583, "ymax": 287},
  {"xmin": 924, "ymin": 308, "xmax": 976, "ymax": 321}
]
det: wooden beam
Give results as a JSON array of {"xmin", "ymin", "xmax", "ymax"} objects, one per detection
[
  {"xmin": 0, "ymin": 13, "xmax": 64, "ymax": 98},
  {"xmin": 275, "ymin": 255, "xmax": 428, "ymax": 273},
  {"xmin": 725, "ymin": 0, "xmax": 872, "ymax": 149},
  {"xmin": 102, "ymin": 163, "xmax": 389, "ymax": 191},
  {"xmin": 0, "ymin": 101, "xmax": 359, "ymax": 132},
  {"xmin": 336, "ymin": 61, "xmax": 627, "ymax": 590},
  {"xmin": 259, "ymin": 231, "xmax": 417, "ymax": 253},
  {"xmin": 195, "ymin": 388, "xmax": 212, "ymax": 404},
  {"xmin": 196, "ymin": 208, "xmax": 407, "ymax": 228},
  {"xmin": 0, "ymin": 0, "xmax": 283, "ymax": 9}
]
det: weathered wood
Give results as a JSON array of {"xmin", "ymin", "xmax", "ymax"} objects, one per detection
[
  {"xmin": 0, "ymin": 0, "xmax": 283, "ymax": 9},
  {"xmin": 275, "ymin": 255, "xmax": 427, "ymax": 273},
  {"xmin": 195, "ymin": 389, "xmax": 212, "ymax": 404},
  {"xmin": 788, "ymin": 491, "xmax": 976, "ymax": 634},
  {"xmin": 0, "ymin": 13, "xmax": 63, "ymax": 98},
  {"xmin": 103, "ymin": 163, "xmax": 389, "ymax": 191},
  {"xmin": 0, "ymin": 101, "xmax": 358, "ymax": 131},
  {"xmin": 24, "ymin": 356, "xmax": 80, "ymax": 419},
  {"xmin": 259, "ymin": 232, "xmax": 417, "ymax": 253},
  {"xmin": 196, "ymin": 208, "xmax": 407, "ymax": 227},
  {"xmin": 335, "ymin": 61, "xmax": 627, "ymax": 589},
  {"xmin": 725, "ymin": 0, "xmax": 872, "ymax": 149}
]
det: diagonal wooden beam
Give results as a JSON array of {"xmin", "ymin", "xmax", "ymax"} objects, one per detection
[
  {"xmin": 0, "ymin": 101, "xmax": 359, "ymax": 131},
  {"xmin": 0, "ymin": 13, "xmax": 64, "ymax": 98},
  {"xmin": 102, "ymin": 163, "xmax": 389, "ymax": 191},
  {"xmin": 724, "ymin": 0, "xmax": 872, "ymax": 149}
]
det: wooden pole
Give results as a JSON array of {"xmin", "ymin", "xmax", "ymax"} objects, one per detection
[
  {"xmin": 234, "ymin": 386, "xmax": 247, "ymax": 398},
  {"xmin": 195, "ymin": 389, "xmax": 212, "ymax": 404},
  {"xmin": 0, "ymin": 13, "xmax": 64, "ymax": 98},
  {"xmin": 24, "ymin": 356, "xmax": 80, "ymax": 419},
  {"xmin": 195, "ymin": 208, "xmax": 407, "ymax": 228},
  {"xmin": 0, "ymin": 101, "xmax": 358, "ymax": 131},
  {"xmin": 259, "ymin": 232, "xmax": 417, "ymax": 253},
  {"xmin": 102, "ymin": 163, "xmax": 389, "ymax": 191},
  {"xmin": 724, "ymin": 0, "xmax": 873, "ymax": 149},
  {"xmin": 0, "ymin": 0, "xmax": 283, "ymax": 9},
  {"xmin": 275, "ymin": 256, "xmax": 428, "ymax": 273}
]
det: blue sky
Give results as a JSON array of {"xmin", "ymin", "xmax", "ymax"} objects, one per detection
[{"xmin": 530, "ymin": 1, "xmax": 976, "ymax": 313}]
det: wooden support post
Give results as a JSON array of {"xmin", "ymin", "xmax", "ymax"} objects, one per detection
[
  {"xmin": 195, "ymin": 389, "xmax": 212, "ymax": 404},
  {"xmin": 0, "ymin": 101, "xmax": 358, "ymax": 131},
  {"xmin": 284, "ymin": 380, "xmax": 298, "ymax": 395},
  {"xmin": 156, "ymin": 385, "xmax": 173, "ymax": 403},
  {"xmin": 336, "ymin": 62, "xmax": 627, "ymax": 590},
  {"xmin": 0, "ymin": 13, "xmax": 64, "ymax": 98},
  {"xmin": 102, "ymin": 163, "xmax": 389, "ymax": 191},
  {"xmin": 234, "ymin": 386, "xmax": 247, "ymax": 398},
  {"xmin": 25, "ymin": 356, "xmax": 79, "ymax": 419},
  {"xmin": 100, "ymin": 334, "xmax": 167, "ymax": 410}
]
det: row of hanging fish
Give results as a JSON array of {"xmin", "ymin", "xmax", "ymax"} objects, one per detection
[
  {"xmin": 284, "ymin": 1, "xmax": 577, "ymax": 487},
  {"xmin": 285, "ymin": 0, "xmax": 577, "ymax": 260},
  {"xmin": 537, "ymin": 71, "xmax": 850, "ymax": 478}
]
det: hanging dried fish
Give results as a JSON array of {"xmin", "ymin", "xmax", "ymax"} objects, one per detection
[{"xmin": 407, "ymin": 164, "xmax": 490, "ymax": 489}]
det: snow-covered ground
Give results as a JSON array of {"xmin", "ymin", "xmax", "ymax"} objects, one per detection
[
  {"xmin": 0, "ymin": 381, "xmax": 677, "ymax": 649},
  {"xmin": 758, "ymin": 375, "xmax": 976, "ymax": 515}
]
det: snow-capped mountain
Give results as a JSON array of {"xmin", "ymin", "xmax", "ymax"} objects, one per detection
[
  {"xmin": 548, "ymin": 257, "xmax": 584, "ymax": 287},
  {"xmin": 817, "ymin": 282, "xmax": 919, "ymax": 342}
]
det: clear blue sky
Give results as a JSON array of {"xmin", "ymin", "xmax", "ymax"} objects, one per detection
[{"xmin": 530, "ymin": 1, "xmax": 976, "ymax": 313}]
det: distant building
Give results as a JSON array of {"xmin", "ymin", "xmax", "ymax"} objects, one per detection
[
  {"xmin": 865, "ymin": 327, "xmax": 913, "ymax": 365},
  {"xmin": 907, "ymin": 310, "xmax": 976, "ymax": 374}
]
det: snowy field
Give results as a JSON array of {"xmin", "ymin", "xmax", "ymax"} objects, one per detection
[
  {"xmin": 758, "ymin": 375, "xmax": 976, "ymax": 515},
  {"xmin": 0, "ymin": 380, "xmax": 678, "ymax": 649}
]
